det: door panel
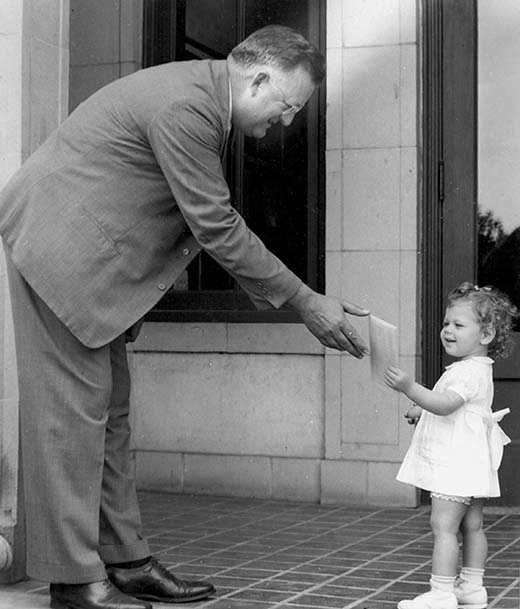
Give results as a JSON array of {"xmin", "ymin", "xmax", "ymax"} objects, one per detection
[
  {"xmin": 476, "ymin": 0, "xmax": 520, "ymax": 505},
  {"xmin": 491, "ymin": 371, "xmax": 520, "ymax": 503},
  {"xmin": 424, "ymin": 0, "xmax": 518, "ymax": 505},
  {"xmin": 422, "ymin": 0, "xmax": 477, "ymax": 391}
]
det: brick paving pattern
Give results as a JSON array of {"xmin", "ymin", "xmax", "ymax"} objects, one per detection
[{"xmin": 0, "ymin": 491, "xmax": 518, "ymax": 608}]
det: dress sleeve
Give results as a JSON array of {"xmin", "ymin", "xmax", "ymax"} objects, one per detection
[{"xmin": 442, "ymin": 362, "xmax": 480, "ymax": 402}]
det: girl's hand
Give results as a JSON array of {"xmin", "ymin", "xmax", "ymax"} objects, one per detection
[
  {"xmin": 385, "ymin": 366, "xmax": 413, "ymax": 393},
  {"xmin": 405, "ymin": 404, "xmax": 422, "ymax": 425}
]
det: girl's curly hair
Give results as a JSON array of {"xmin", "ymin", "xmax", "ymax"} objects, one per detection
[{"xmin": 447, "ymin": 281, "xmax": 519, "ymax": 359}]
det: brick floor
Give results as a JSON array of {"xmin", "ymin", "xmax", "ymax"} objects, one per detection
[{"xmin": 0, "ymin": 491, "xmax": 518, "ymax": 608}]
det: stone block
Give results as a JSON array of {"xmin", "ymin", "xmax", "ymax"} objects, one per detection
[
  {"xmin": 368, "ymin": 460, "xmax": 418, "ymax": 506},
  {"xmin": 271, "ymin": 458, "xmax": 321, "ymax": 502},
  {"xmin": 134, "ymin": 451, "xmax": 183, "ymax": 493},
  {"xmin": 342, "ymin": 148, "xmax": 401, "ymax": 251},
  {"xmin": 183, "ymin": 454, "xmax": 271, "ymax": 498},
  {"xmin": 321, "ymin": 459, "xmax": 367, "ymax": 505},
  {"xmin": 342, "ymin": 46, "xmax": 401, "ymax": 149},
  {"xmin": 130, "ymin": 352, "xmax": 324, "ymax": 458},
  {"xmin": 343, "ymin": 0, "xmax": 400, "ymax": 47}
]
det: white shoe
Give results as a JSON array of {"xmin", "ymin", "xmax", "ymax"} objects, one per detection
[
  {"xmin": 454, "ymin": 581, "xmax": 488, "ymax": 609},
  {"xmin": 397, "ymin": 590, "xmax": 458, "ymax": 609}
]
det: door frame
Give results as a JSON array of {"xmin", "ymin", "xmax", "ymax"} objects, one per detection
[
  {"xmin": 422, "ymin": 0, "xmax": 478, "ymax": 504},
  {"xmin": 422, "ymin": 0, "xmax": 478, "ymax": 392}
]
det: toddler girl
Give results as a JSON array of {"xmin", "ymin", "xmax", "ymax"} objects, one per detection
[{"xmin": 385, "ymin": 282, "xmax": 517, "ymax": 609}]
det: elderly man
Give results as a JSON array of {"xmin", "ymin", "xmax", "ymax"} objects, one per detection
[{"xmin": 0, "ymin": 25, "xmax": 368, "ymax": 609}]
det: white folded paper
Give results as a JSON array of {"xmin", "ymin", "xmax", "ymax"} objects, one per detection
[{"xmin": 369, "ymin": 315, "xmax": 398, "ymax": 386}]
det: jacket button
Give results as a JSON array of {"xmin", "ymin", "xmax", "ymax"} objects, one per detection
[
  {"xmin": 158, "ymin": 283, "xmax": 166, "ymax": 291},
  {"xmin": 183, "ymin": 248, "xmax": 190, "ymax": 255}
]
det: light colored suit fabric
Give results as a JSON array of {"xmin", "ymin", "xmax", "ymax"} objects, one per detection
[
  {"xmin": 0, "ymin": 59, "xmax": 303, "ymax": 582},
  {"xmin": 0, "ymin": 59, "xmax": 302, "ymax": 348},
  {"xmin": 6, "ymin": 252, "xmax": 149, "ymax": 583}
]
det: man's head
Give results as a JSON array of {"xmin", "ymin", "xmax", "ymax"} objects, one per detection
[{"xmin": 228, "ymin": 25, "xmax": 325, "ymax": 139}]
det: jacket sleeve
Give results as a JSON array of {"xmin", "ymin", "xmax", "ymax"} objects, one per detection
[{"xmin": 147, "ymin": 99, "xmax": 302, "ymax": 309}]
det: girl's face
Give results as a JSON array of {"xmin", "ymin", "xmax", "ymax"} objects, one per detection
[{"xmin": 440, "ymin": 301, "xmax": 494, "ymax": 359}]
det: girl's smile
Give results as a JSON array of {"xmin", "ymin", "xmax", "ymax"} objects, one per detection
[{"xmin": 440, "ymin": 301, "xmax": 494, "ymax": 359}]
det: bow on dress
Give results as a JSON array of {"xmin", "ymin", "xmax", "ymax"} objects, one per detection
[{"xmin": 486, "ymin": 407, "xmax": 511, "ymax": 470}]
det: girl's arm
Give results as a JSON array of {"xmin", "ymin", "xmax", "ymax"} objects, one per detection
[{"xmin": 385, "ymin": 366, "xmax": 464, "ymax": 416}]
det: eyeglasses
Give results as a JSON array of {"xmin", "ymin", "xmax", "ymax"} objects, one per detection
[
  {"xmin": 280, "ymin": 102, "xmax": 304, "ymax": 118},
  {"xmin": 270, "ymin": 80, "xmax": 304, "ymax": 117}
]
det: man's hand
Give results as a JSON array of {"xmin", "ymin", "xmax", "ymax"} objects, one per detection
[
  {"xmin": 385, "ymin": 366, "xmax": 414, "ymax": 394},
  {"xmin": 286, "ymin": 285, "xmax": 369, "ymax": 357}
]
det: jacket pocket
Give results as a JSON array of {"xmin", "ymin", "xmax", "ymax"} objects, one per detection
[{"xmin": 63, "ymin": 203, "xmax": 120, "ymax": 258}]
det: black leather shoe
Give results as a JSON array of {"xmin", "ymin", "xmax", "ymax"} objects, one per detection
[
  {"xmin": 106, "ymin": 557, "xmax": 215, "ymax": 603},
  {"xmin": 49, "ymin": 579, "xmax": 152, "ymax": 609}
]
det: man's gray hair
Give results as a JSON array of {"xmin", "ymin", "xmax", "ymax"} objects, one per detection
[{"xmin": 230, "ymin": 25, "xmax": 325, "ymax": 85}]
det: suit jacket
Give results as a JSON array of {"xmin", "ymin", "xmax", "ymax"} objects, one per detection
[{"xmin": 0, "ymin": 60, "xmax": 302, "ymax": 348}]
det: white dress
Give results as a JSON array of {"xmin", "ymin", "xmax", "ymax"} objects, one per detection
[{"xmin": 397, "ymin": 356, "xmax": 510, "ymax": 498}]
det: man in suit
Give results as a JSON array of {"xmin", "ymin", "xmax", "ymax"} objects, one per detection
[{"xmin": 0, "ymin": 25, "xmax": 369, "ymax": 609}]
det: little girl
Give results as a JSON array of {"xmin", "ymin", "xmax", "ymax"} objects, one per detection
[{"xmin": 385, "ymin": 282, "xmax": 517, "ymax": 609}]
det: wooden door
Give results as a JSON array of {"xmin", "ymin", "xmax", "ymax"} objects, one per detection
[
  {"xmin": 476, "ymin": 0, "xmax": 520, "ymax": 505},
  {"xmin": 423, "ymin": 0, "xmax": 519, "ymax": 505}
]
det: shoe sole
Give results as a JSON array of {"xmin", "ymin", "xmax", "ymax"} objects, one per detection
[
  {"xmin": 397, "ymin": 601, "xmax": 460, "ymax": 609},
  {"xmin": 50, "ymin": 597, "xmax": 152, "ymax": 609},
  {"xmin": 132, "ymin": 589, "xmax": 215, "ymax": 603},
  {"xmin": 50, "ymin": 601, "xmax": 82, "ymax": 609}
]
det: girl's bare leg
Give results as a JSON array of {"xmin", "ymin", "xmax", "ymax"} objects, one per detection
[
  {"xmin": 397, "ymin": 497, "xmax": 468, "ymax": 609},
  {"xmin": 430, "ymin": 496, "xmax": 469, "ymax": 576},
  {"xmin": 460, "ymin": 498, "xmax": 487, "ymax": 568}
]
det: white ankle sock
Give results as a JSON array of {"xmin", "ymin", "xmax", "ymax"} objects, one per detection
[
  {"xmin": 460, "ymin": 567, "xmax": 484, "ymax": 587},
  {"xmin": 430, "ymin": 574, "xmax": 456, "ymax": 593}
]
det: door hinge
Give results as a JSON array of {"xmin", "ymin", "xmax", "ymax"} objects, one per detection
[{"xmin": 438, "ymin": 160, "xmax": 445, "ymax": 202}]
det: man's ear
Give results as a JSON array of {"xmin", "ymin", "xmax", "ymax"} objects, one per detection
[
  {"xmin": 481, "ymin": 326, "xmax": 496, "ymax": 345},
  {"xmin": 251, "ymin": 71, "xmax": 269, "ymax": 96}
]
